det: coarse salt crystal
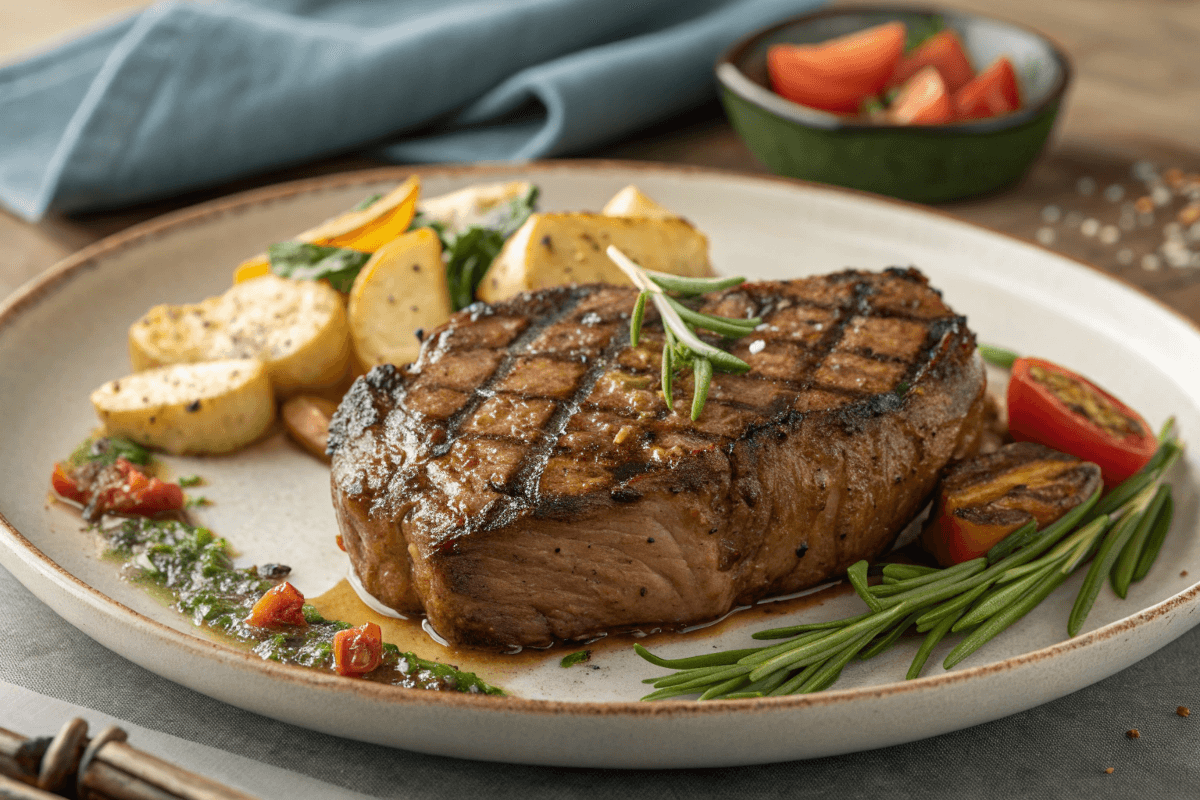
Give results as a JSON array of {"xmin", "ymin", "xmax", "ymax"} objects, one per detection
[
  {"xmin": 748, "ymin": 339, "xmax": 765, "ymax": 355},
  {"xmin": 1099, "ymin": 225, "xmax": 1120, "ymax": 245},
  {"xmin": 1152, "ymin": 185, "xmax": 1172, "ymax": 206},
  {"xmin": 1166, "ymin": 248, "xmax": 1192, "ymax": 268},
  {"xmin": 1036, "ymin": 227, "xmax": 1056, "ymax": 246},
  {"xmin": 1041, "ymin": 205, "xmax": 1062, "ymax": 223},
  {"xmin": 1077, "ymin": 177, "xmax": 1097, "ymax": 196},
  {"xmin": 1065, "ymin": 211, "xmax": 1085, "ymax": 228},
  {"xmin": 1117, "ymin": 249, "xmax": 1134, "ymax": 266},
  {"xmin": 1104, "ymin": 184, "xmax": 1125, "ymax": 202},
  {"xmin": 1081, "ymin": 218, "xmax": 1101, "ymax": 237},
  {"xmin": 1143, "ymin": 254, "xmax": 1162, "ymax": 270},
  {"xmin": 1133, "ymin": 161, "xmax": 1157, "ymax": 181}
]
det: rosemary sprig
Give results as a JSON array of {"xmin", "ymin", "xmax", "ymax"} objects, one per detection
[
  {"xmin": 977, "ymin": 343, "xmax": 1021, "ymax": 368},
  {"xmin": 606, "ymin": 246, "xmax": 761, "ymax": 420},
  {"xmin": 636, "ymin": 421, "xmax": 1181, "ymax": 700}
]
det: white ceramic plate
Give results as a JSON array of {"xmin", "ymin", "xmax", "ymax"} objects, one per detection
[{"xmin": 1, "ymin": 162, "xmax": 1198, "ymax": 769}]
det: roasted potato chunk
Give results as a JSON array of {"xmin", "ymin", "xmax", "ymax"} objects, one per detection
[
  {"xmin": 129, "ymin": 274, "xmax": 352, "ymax": 396},
  {"xmin": 477, "ymin": 213, "xmax": 712, "ymax": 303},
  {"xmin": 923, "ymin": 442, "xmax": 1103, "ymax": 565},
  {"xmin": 601, "ymin": 185, "xmax": 679, "ymax": 219},
  {"xmin": 91, "ymin": 359, "xmax": 275, "ymax": 455},
  {"xmin": 417, "ymin": 180, "xmax": 534, "ymax": 231},
  {"xmin": 347, "ymin": 228, "xmax": 451, "ymax": 369}
]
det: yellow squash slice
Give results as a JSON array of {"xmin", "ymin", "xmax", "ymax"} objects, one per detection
[{"xmin": 234, "ymin": 176, "xmax": 421, "ymax": 283}]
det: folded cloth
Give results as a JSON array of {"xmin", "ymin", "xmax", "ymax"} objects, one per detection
[{"xmin": 0, "ymin": 0, "xmax": 822, "ymax": 221}]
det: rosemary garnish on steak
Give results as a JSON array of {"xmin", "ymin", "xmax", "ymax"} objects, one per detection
[{"xmin": 606, "ymin": 245, "xmax": 761, "ymax": 420}]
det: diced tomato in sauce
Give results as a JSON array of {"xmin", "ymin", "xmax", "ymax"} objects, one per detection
[
  {"xmin": 245, "ymin": 582, "xmax": 308, "ymax": 628},
  {"xmin": 51, "ymin": 458, "xmax": 184, "ymax": 519},
  {"xmin": 333, "ymin": 622, "xmax": 384, "ymax": 676}
]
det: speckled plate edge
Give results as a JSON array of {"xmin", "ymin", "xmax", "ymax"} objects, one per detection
[{"xmin": 2, "ymin": 160, "xmax": 1199, "ymax": 768}]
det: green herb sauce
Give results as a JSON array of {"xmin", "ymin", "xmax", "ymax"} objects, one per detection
[
  {"xmin": 101, "ymin": 517, "xmax": 502, "ymax": 695},
  {"xmin": 70, "ymin": 436, "xmax": 151, "ymax": 468}
]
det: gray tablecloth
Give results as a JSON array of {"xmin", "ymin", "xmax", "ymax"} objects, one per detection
[{"xmin": 2, "ymin": 563, "xmax": 1198, "ymax": 799}]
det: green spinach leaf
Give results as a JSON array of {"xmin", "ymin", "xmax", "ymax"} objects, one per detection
[{"xmin": 267, "ymin": 241, "xmax": 372, "ymax": 293}]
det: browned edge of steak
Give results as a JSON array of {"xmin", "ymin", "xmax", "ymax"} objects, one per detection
[{"xmin": 329, "ymin": 269, "xmax": 986, "ymax": 647}]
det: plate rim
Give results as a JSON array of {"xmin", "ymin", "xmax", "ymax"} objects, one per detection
[{"xmin": 3, "ymin": 158, "xmax": 1199, "ymax": 720}]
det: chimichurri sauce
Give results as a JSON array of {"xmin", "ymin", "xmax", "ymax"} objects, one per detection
[{"xmin": 100, "ymin": 517, "xmax": 502, "ymax": 695}]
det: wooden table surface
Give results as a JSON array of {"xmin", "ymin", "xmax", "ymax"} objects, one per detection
[{"xmin": 3, "ymin": 0, "xmax": 1199, "ymax": 318}]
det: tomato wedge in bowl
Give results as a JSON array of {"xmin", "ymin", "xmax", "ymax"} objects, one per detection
[
  {"xmin": 1007, "ymin": 357, "xmax": 1158, "ymax": 488},
  {"xmin": 715, "ymin": 7, "xmax": 1071, "ymax": 201}
]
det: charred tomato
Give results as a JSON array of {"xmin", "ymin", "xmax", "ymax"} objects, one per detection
[{"xmin": 1007, "ymin": 357, "xmax": 1157, "ymax": 487}]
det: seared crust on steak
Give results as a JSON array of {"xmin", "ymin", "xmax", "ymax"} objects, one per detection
[{"xmin": 329, "ymin": 269, "xmax": 986, "ymax": 647}]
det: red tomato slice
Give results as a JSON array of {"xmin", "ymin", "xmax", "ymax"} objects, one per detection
[
  {"xmin": 333, "ymin": 622, "xmax": 383, "ymax": 676},
  {"xmin": 245, "ymin": 582, "xmax": 308, "ymax": 628},
  {"xmin": 889, "ymin": 30, "xmax": 975, "ymax": 92},
  {"xmin": 1007, "ymin": 358, "xmax": 1157, "ymax": 487},
  {"xmin": 767, "ymin": 21, "xmax": 906, "ymax": 113},
  {"xmin": 888, "ymin": 66, "xmax": 955, "ymax": 124},
  {"xmin": 954, "ymin": 56, "xmax": 1020, "ymax": 120}
]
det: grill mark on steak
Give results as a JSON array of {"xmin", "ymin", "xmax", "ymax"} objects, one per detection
[
  {"xmin": 427, "ymin": 291, "xmax": 587, "ymax": 460},
  {"xmin": 329, "ymin": 269, "xmax": 987, "ymax": 647},
  {"xmin": 480, "ymin": 324, "xmax": 630, "ymax": 530}
]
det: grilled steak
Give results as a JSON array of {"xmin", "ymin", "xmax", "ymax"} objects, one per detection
[{"xmin": 329, "ymin": 269, "xmax": 986, "ymax": 647}]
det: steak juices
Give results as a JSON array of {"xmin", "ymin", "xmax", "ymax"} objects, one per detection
[{"xmin": 329, "ymin": 269, "xmax": 986, "ymax": 648}]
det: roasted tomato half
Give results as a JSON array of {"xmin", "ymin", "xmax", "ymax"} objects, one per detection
[
  {"xmin": 1007, "ymin": 358, "xmax": 1157, "ymax": 487},
  {"xmin": 922, "ymin": 442, "xmax": 1102, "ymax": 565}
]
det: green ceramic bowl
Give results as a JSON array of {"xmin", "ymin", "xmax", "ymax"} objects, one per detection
[{"xmin": 716, "ymin": 6, "xmax": 1072, "ymax": 202}]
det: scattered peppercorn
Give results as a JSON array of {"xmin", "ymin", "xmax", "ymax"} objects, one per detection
[
  {"xmin": 1126, "ymin": 728, "xmax": 1141, "ymax": 739},
  {"xmin": 1178, "ymin": 706, "xmax": 1190, "ymax": 717},
  {"xmin": 1104, "ymin": 767, "xmax": 1115, "ymax": 774}
]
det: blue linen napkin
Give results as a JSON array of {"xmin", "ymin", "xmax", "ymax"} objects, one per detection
[{"xmin": 0, "ymin": 0, "xmax": 822, "ymax": 221}]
